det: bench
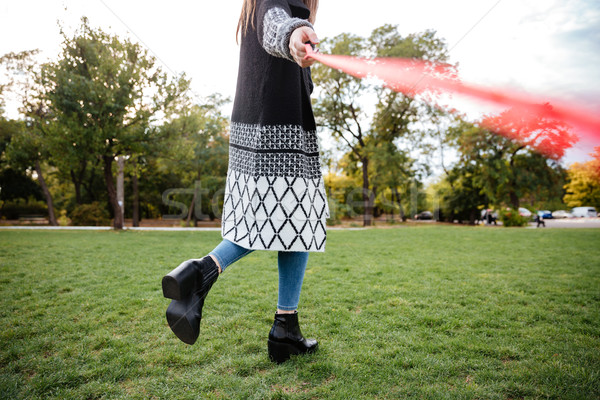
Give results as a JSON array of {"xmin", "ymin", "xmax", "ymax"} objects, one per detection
[{"xmin": 18, "ymin": 215, "xmax": 48, "ymax": 224}]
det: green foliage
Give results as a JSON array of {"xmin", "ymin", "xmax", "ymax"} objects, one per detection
[
  {"xmin": 57, "ymin": 209, "xmax": 71, "ymax": 226},
  {"xmin": 1, "ymin": 228, "xmax": 599, "ymax": 398},
  {"xmin": 464, "ymin": 109, "xmax": 571, "ymax": 209},
  {"xmin": 69, "ymin": 202, "xmax": 110, "ymax": 226},
  {"xmin": 499, "ymin": 208, "xmax": 529, "ymax": 227},
  {"xmin": 198, "ymin": 175, "xmax": 227, "ymax": 220},
  {"xmin": 426, "ymin": 119, "xmax": 489, "ymax": 224},
  {"xmin": 563, "ymin": 159, "xmax": 600, "ymax": 209},
  {"xmin": 135, "ymin": 96, "xmax": 230, "ymax": 223},
  {"xmin": 313, "ymin": 26, "xmax": 451, "ymax": 225},
  {"xmin": 157, "ymin": 99, "xmax": 229, "ymax": 186},
  {"xmin": 0, "ymin": 167, "xmax": 43, "ymax": 202},
  {"xmin": 2, "ymin": 20, "xmax": 576, "ymax": 228},
  {"xmin": 43, "ymin": 18, "xmax": 183, "ymax": 158},
  {"xmin": 441, "ymin": 116, "xmax": 567, "ymax": 218},
  {"xmin": 2, "ymin": 25, "xmax": 232, "ymax": 227},
  {"xmin": 36, "ymin": 17, "xmax": 189, "ymax": 228},
  {"xmin": 370, "ymin": 25, "xmax": 449, "ymax": 61},
  {"xmin": 0, "ymin": 198, "xmax": 47, "ymax": 219},
  {"xmin": 522, "ymin": 198, "xmax": 568, "ymax": 214},
  {"xmin": 323, "ymin": 196, "xmax": 344, "ymax": 225},
  {"xmin": 324, "ymin": 172, "xmax": 361, "ymax": 218},
  {"xmin": 435, "ymin": 164, "xmax": 488, "ymax": 224},
  {"xmin": 0, "ymin": 118, "xmax": 45, "ymax": 205},
  {"xmin": 0, "ymin": 117, "xmax": 25, "ymax": 159}
]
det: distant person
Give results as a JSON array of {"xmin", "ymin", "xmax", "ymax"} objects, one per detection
[
  {"xmin": 161, "ymin": 0, "xmax": 327, "ymax": 364},
  {"xmin": 485, "ymin": 209, "xmax": 496, "ymax": 225},
  {"xmin": 535, "ymin": 214, "xmax": 545, "ymax": 228}
]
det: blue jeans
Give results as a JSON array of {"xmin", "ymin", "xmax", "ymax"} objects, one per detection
[{"xmin": 208, "ymin": 239, "xmax": 309, "ymax": 311}]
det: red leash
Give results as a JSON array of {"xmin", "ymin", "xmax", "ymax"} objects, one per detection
[{"xmin": 305, "ymin": 44, "xmax": 598, "ymax": 157}]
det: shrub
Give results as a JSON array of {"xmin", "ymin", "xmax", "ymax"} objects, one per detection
[
  {"xmin": 0, "ymin": 198, "xmax": 48, "ymax": 219},
  {"xmin": 57, "ymin": 210, "xmax": 72, "ymax": 226},
  {"xmin": 70, "ymin": 202, "xmax": 111, "ymax": 226},
  {"xmin": 499, "ymin": 208, "xmax": 529, "ymax": 227},
  {"xmin": 325, "ymin": 197, "xmax": 346, "ymax": 226}
]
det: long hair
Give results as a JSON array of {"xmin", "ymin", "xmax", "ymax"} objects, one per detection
[{"xmin": 236, "ymin": 0, "xmax": 319, "ymax": 42}]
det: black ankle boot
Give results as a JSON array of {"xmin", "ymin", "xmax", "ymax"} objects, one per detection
[
  {"xmin": 268, "ymin": 312, "xmax": 318, "ymax": 363},
  {"xmin": 162, "ymin": 257, "xmax": 219, "ymax": 345}
]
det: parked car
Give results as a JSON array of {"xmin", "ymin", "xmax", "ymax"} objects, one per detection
[
  {"xmin": 552, "ymin": 210, "xmax": 572, "ymax": 219},
  {"xmin": 518, "ymin": 207, "xmax": 532, "ymax": 218},
  {"xmin": 571, "ymin": 206, "xmax": 597, "ymax": 218},
  {"xmin": 414, "ymin": 211, "xmax": 433, "ymax": 220},
  {"xmin": 536, "ymin": 210, "xmax": 552, "ymax": 219}
]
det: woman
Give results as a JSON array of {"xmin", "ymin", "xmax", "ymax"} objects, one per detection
[{"xmin": 162, "ymin": 0, "xmax": 328, "ymax": 364}]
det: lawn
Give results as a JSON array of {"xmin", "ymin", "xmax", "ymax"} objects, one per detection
[{"xmin": 0, "ymin": 226, "xmax": 599, "ymax": 399}]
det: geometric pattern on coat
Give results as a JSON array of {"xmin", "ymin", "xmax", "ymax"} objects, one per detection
[
  {"xmin": 221, "ymin": 169, "xmax": 328, "ymax": 252},
  {"xmin": 228, "ymin": 123, "xmax": 322, "ymax": 179}
]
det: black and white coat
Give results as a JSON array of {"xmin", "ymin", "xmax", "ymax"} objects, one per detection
[{"xmin": 221, "ymin": 0, "xmax": 329, "ymax": 252}]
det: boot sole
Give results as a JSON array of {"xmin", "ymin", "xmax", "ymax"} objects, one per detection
[{"xmin": 166, "ymin": 299, "xmax": 200, "ymax": 345}]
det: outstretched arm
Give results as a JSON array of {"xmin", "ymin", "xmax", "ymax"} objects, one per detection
[
  {"xmin": 289, "ymin": 26, "xmax": 319, "ymax": 68},
  {"xmin": 258, "ymin": 4, "xmax": 318, "ymax": 68}
]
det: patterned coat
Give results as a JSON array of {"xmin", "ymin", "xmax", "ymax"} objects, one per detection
[{"xmin": 221, "ymin": 0, "xmax": 329, "ymax": 252}]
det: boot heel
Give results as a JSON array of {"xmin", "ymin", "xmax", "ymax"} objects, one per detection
[
  {"xmin": 268, "ymin": 312, "xmax": 318, "ymax": 363},
  {"xmin": 268, "ymin": 339, "xmax": 300, "ymax": 364},
  {"xmin": 162, "ymin": 260, "xmax": 199, "ymax": 300}
]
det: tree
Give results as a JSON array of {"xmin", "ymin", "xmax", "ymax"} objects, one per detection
[
  {"xmin": 40, "ymin": 18, "xmax": 187, "ymax": 229},
  {"xmin": 370, "ymin": 139, "xmax": 414, "ymax": 220},
  {"xmin": 313, "ymin": 32, "xmax": 374, "ymax": 224},
  {"xmin": 563, "ymin": 149, "xmax": 600, "ymax": 209},
  {"xmin": 1, "ymin": 51, "xmax": 59, "ymax": 225},
  {"xmin": 426, "ymin": 118, "xmax": 488, "ymax": 224},
  {"xmin": 447, "ymin": 111, "xmax": 570, "ymax": 214},
  {"xmin": 313, "ymin": 25, "xmax": 451, "ymax": 226},
  {"xmin": 5, "ymin": 116, "xmax": 58, "ymax": 225},
  {"xmin": 438, "ymin": 163, "xmax": 489, "ymax": 224},
  {"xmin": 153, "ymin": 95, "xmax": 229, "ymax": 225},
  {"xmin": 0, "ymin": 118, "xmax": 44, "ymax": 209},
  {"xmin": 476, "ymin": 105, "xmax": 573, "ymax": 209}
]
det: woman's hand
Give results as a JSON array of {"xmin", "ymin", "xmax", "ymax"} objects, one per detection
[{"xmin": 289, "ymin": 26, "xmax": 319, "ymax": 68}]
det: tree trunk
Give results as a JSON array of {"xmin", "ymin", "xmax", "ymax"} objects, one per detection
[
  {"xmin": 132, "ymin": 161, "xmax": 139, "ymax": 227},
  {"xmin": 469, "ymin": 209, "xmax": 476, "ymax": 225},
  {"xmin": 116, "ymin": 156, "xmax": 125, "ymax": 226},
  {"xmin": 35, "ymin": 160, "xmax": 58, "ymax": 226},
  {"xmin": 83, "ymin": 159, "xmax": 100, "ymax": 202},
  {"xmin": 362, "ymin": 157, "xmax": 373, "ymax": 227},
  {"xmin": 69, "ymin": 161, "xmax": 87, "ymax": 205},
  {"xmin": 509, "ymin": 190, "xmax": 520, "ymax": 210},
  {"xmin": 103, "ymin": 155, "xmax": 124, "ymax": 230},
  {"xmin": 372, "ymin": 185, "xmax": 378, "ymax": 218},
  {"xmin": 392, "ymin": 187, "xmax": 406, "ymax": 221},
  {"xmin": 508, "ymin": 152, "xmax": 521, "ymax": 210},
  {"xmin": 186, "ymin": 192, "xmax": 196, "ymax": 226},
  {"xmin": 70, "ymin": 170, "xmax": 83, "ymax": 205},
  {"xmin": 389, "ymin": 189, "xmax": 395, "ymax": 221}
]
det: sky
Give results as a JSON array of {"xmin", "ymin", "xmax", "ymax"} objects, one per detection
[{"xmin": 1, "ymin": 0, "xmax": 598, "ymax": 166}]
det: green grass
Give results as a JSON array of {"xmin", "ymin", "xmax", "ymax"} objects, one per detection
[{"xmin": 0, "ymin": 226, "xmax": 599, "ymax": 399}]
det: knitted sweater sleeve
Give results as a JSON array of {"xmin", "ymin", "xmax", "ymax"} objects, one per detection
[{"xmin": 257, "ymin": 0, "xmax": 313, "ymax": 61}]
